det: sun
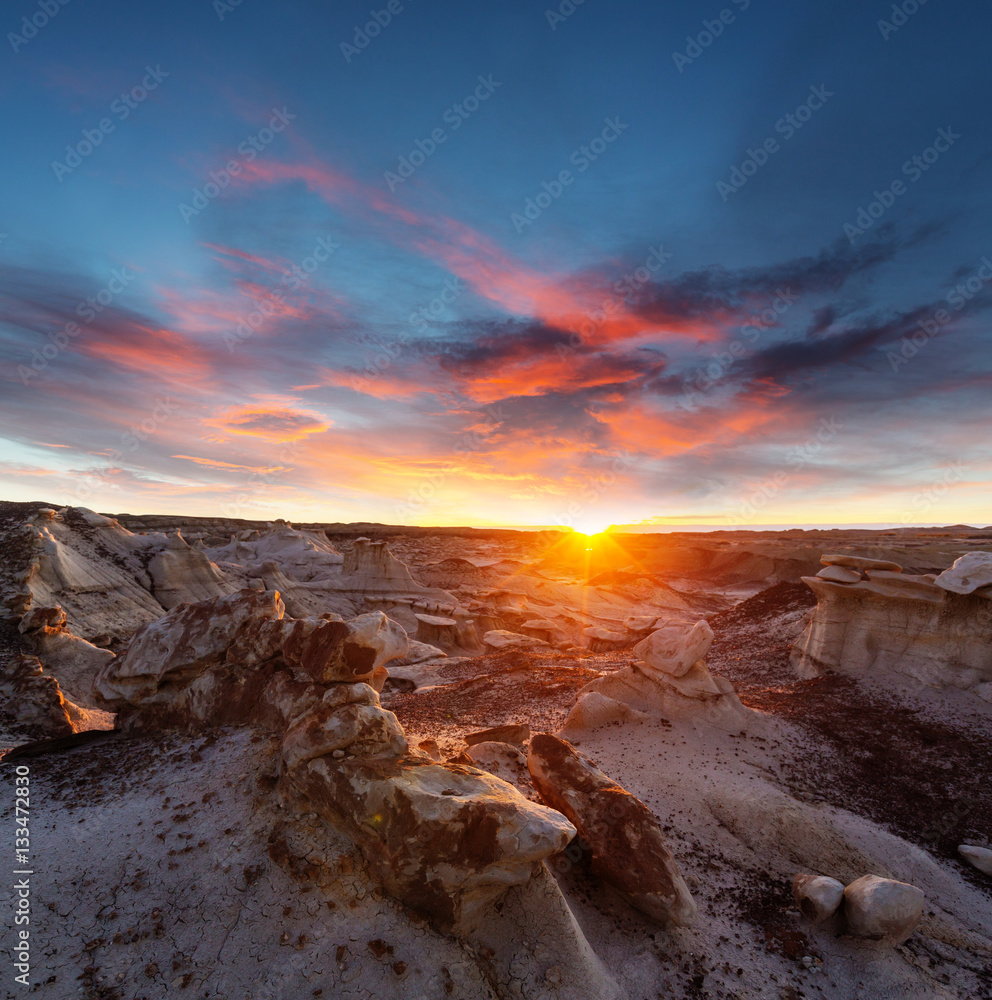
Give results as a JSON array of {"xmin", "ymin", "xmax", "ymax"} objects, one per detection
[{"xmin": 571, "ymin": 518, "xmax": 613, "ymax": 538}]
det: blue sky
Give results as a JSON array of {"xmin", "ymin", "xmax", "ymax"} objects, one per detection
[{"xmin": 1, "ymin": 0, "xmax": 990, "ymax": 528}]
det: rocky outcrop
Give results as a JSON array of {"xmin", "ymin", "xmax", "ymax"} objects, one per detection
[
  {"xmin": 145, "ymin": 530, "xmax": 235, "ymax": 609},
  {"xmin": 791, "ymin": 552, "xmax": 992, "ymax": 699},
  {"xmin": 582, "ymin": 626, "xmax": 629, "ymax": 652},
  {"xmin": 842, "ymin": 875, "xmax": 924, "ymax": 945},
  {"xmin": 96, "ymin": 590, "xmax": 407, "ymax": 728},
  {"xmin": 414, "ymin": 613, "xmax": 459, "ymax": 648},
  {"xmin": 94, "ymin": 589, "xmax": 576, "ymax": 938},
  {"xmin": 564, "ymin": 620, "xmax": 750, "ymax": 733},
  {"xmin": 18, "ymin": 602, "xmax": 116, "ymax": 705},
  {"xmin": 342, "ymin": 538, "xmax": 418, "ymax": 590},
  {"xmin": 527, "ymin": 734, "xmax": 697, "ymax": 926},
  {"xmin": 0, "ymin": 654, "xmax": 74, "ymax": 737}
]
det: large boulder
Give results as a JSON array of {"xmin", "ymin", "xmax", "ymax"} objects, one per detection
[
  {"xmin": 633, "ymin": 620, "xmax": 714, "ymax": 679},
  {"xmin": 284, "ymin": 753, "xmax": 576, "ymax": 935},
  {"xmin": 792, "ymin": 873, "xmax": 844, "ymax": 922},
  {"xmin": 842, "ymin": 875, "xmax": 924, "ymax": 945},
  {"xmin": 527, "ymin": 734, "xmax": 697, "ymax": 926},
  {"xmin": 935, "ymin": 552, "xmax": 992, "ymax": 595}
]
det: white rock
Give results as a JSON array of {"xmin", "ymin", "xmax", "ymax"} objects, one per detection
[
  {"xmin": 935, "ymin": 552, "xmax": 992, "ymax": 595},
  {"xmin": 633, "ymin": 620, "xmax": 714, "ymax": 679},
  {"xmin": 816, "ymin": 565, "xmax": 861, "ymax": 584},
  {"xmin": 958, "ymin": 845, "xmax": 992, "ymax": 875},
  {"xmin": 792, "ymin": 567, "xmax": 992, "ymax": 697},
  {"xmin": 821, "ymin": 554, "xmax": 902, "ymax": 572},
  {"xmin": 482, "ymin": 629, "xmax": 548, "ymax": 651},
  {"xmin": 842, "ymin": 875, "xmax": 924, "ymax": 945},
  {"xmin": 792, "ymin": 873, "xmax": 844, "ymax": 922}
]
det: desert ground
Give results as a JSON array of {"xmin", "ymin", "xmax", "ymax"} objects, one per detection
[{"xmin": 1, "ymin": 501, "xmax": 990, "ymax": 1000}]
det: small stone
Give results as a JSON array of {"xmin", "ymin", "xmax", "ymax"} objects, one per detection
[{"xmin": 331, "ymin": 749, "xmax": 346, "ymax": 758}]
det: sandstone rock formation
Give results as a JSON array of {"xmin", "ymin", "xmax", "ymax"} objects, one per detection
[
  {"xmin": 792, "ymin": 872, "xmax": 844, "ymax": 922},
  {"xmin": 564, "ymin": 620, "xmax": 750, "ymax": 733},
  {"xmin": 842, "ymin": 874, "xmax": 924, "ymax": 945},
  {"xmin": 792, "ymin": 552, "xmax": 992, "ymax": 699},
  {"xmin": 527, "ymin": 734, "xmax": 697, "ymax": 926},
  {"xmin": 935, "ymin": 552, "xmax": 992, "ymax": 595},
  {"xmin": 582, "ymin": 626, "xmax": 628, "ymax": 652},
  {"xmin": 414, "ymin": 613, "xmax": 459, "ymax": 648},
  {"xmin": 482, "ymin": 629, "xmax": 549, "ymax": 651},
  {"xmin": 94, "ymin": 588, "xmax": 576, "ymax": 937},
  {"xmin": 632, "ymin": 619, "xmax": 714, "ymax": 679}
]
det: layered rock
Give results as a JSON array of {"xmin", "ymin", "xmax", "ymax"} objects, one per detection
[
  {"xmin": 564, "ymin": 620, "xmax": 750, "ymax": 733},
  {"xmin": 527, "ymin": 734, "xmax": 697, "ymax": 926},
  {"xmin": 18, "ymin": 602, "xmax": 116, "ymax": 705},
  {"xmin": 286, "ymin": 754, "xmax": 574, "ymax": 935},
  {"xmin": 582, "ymin": 626, "xmax": 629, "ymax": 652},
  {"xmin": 632, "ymin": 619, "xmax": 714, "ymax": 679},
  {"xmin": 483, "ymin": 629, "xmax": 549, "ymax": 651},
  {"xmin": 96, "ymin": 590, "xmax": 407, "ymax": 728},
  {"xmin": 145, "ymin": 530, "xmax": 235, "ymax": 609},
  {"xmin": 791, "ymin": 552, "xmax": 992, "ymax": 699},
  {"xmin": 94, "ymin": 589, "xmax": 576, "ymax": 937}
]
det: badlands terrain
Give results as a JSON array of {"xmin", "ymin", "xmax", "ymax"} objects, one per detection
[{"xmin": 1, "ymin": 501, "xmax": 991, "ymax": 1000}]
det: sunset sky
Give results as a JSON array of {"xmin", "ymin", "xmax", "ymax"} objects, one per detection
[{"xmin": 2, "ymin": 0, "xmax": 990, "ymax": 529}]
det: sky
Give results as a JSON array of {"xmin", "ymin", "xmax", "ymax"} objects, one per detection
[{"xmin": 1, "ymin": 0, "xmax": 990, "ymax": 530}]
